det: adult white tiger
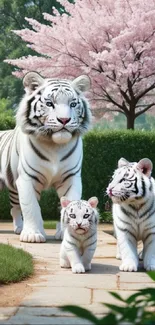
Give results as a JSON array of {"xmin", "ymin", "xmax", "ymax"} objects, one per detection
[
  {"xmin": 107, "ymin": 157, "xmax": 155, "ymax": 272},
  {"xmin": 0, "ymin": 71, "xmax": 91, "ymax": 243}
]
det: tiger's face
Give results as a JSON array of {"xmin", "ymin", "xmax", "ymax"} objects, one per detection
[
  {"xmin": 17, "ymin": 72, "xmax": 91, "ymax": 144},
  {"xmin": 107, "ymin": 158, "xmax": 153, "ymax": 204},
  {"xmin": 60, "ymin": 197, "xmax": 98, "ymax": 235}
]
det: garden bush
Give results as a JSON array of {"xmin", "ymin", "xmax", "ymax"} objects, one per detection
[{"xmin": 1, "ymin": 129, "xmax": 155, "ymax": 221}]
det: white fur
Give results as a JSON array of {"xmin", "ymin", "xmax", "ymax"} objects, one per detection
[
  {"xmin": 0, "ymin": 72, "xmax": 91, "ymax": 243},
  {"xmin": 60, "ymin": 197, "xmax": 99, "ymax": 273},
  {"xmin": 107, "ymin": 158, "xmax": 155, "ymax": 271}
]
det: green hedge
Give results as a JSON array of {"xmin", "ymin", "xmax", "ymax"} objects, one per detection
[{"xmin": 1, "ymin": 129, "xmax": 155, "ymax": 221}]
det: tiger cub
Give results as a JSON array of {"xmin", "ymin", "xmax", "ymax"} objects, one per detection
[
  {"xmin": 60, "ymin": 196, "xmax": 99, "ymax": 273},
  {"xmin": 107, "ymin": 157, "xmax": 155, "ymax": 272}
]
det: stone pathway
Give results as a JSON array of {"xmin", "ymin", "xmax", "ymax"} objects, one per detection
[{"xmin": 0, "ymin": 223, "xmax": 154, "ymax": 324}]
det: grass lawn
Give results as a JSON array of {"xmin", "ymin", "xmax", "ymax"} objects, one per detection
[
  {"xmin": 0, "ymin": 244, "xmax": 34, "ymax": 284},
  {"xmin": 43, "ymin": 220, "xmax": 57, "ymax": 229}
]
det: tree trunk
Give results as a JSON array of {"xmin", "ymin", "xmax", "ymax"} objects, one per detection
[{"xmin": 126, "ymin": 114, "xmax": 135, "ymax": 130}]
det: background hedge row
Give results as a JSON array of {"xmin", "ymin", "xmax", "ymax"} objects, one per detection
[{"xmin": 1, "ymin": 129, "xmax": 155, "ymax": 221}]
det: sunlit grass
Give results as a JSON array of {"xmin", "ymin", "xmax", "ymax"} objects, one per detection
[
  {"xmin": 43, "ymin": 220, "xmax": 57, "ymax": 229},
  {"xmin": 0, "ymin": 244, "xmax": 34, "ymax": 284}
]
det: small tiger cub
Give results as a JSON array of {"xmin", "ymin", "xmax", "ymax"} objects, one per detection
[{"xmin": 60, "ymin": 196, "xmax": 99, "ymax": 273}]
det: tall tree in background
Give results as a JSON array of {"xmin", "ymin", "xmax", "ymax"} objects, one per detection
[
  {"xmin": 0, "ymin": 0, "xmax": 71, "ymax": 109},
  {"xmin": 6, "ymin": 0, "xmax": 155, "ymax": 129}
]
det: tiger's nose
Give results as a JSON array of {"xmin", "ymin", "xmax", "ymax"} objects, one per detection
[
  {"xmin": 77, "ymin": 222, "xmax": 82, "ymax": 227},
  {"xmin": 107, "ymin": 188, "xmax": 113, "ymax": 197},
  {"xmin": 57, "ymin": 117, "xmax": 71, "ymax": 125}
]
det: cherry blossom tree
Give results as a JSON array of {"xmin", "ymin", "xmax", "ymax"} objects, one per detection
[{"xmin": 5, "ymin": 0, "xmax": 155, "ymax": 129}]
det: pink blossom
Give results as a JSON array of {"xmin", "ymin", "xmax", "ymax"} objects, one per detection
[{"xmin": 4, "ymin": 0, "xmax": 155, "ymax": 128}]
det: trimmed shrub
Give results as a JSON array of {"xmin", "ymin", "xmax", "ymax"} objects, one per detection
[{"xmin": 1, "ymin": 129, "xmax": 155, "ymax": 221}]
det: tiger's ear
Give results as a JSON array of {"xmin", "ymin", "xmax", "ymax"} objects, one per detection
[
  {"xmin": 118, "ymin": 158, "xmax": 129, "ymax": 168},
  {"xmin": 88, "ymin": 197, "xmax": 98, "ymax": 208},
  {"xmin": 72, "ymin": 75, "xmax": 91, "ymax": 92},
  {"xmin": 23, "ymin": 71, "xmax": 44, "ymax": 94},
  {"xmin": 60, "ymin": 196, "xmax": 71, "ymax": 208},
  {"xmin": 137, "ymin": 158, "xmax": 153, "ymax": 177}
]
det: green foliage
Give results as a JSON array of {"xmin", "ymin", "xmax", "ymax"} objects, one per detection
[
  {"xmin": 60, "ymin": 272, "xmax": 155, "ymax": 325},
  {"xmin": 0, "ymin": 98, "xmax": 15, "ymax": 129},
  {"xmin": 0, "ymin": 0, "xmax": 75, "ymax": 109},
  {"xmin": 0, "ymin": 188, "xmax": 60, "ymax": 221},
  {"xmin": 43, "ymin": 220, "xmax": 57, "ymax": 229},
  {"xmin": 0, "ymin": 243, "xmax": 34, "ymax": 284}
]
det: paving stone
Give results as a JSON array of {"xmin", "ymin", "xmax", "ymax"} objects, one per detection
[
  {"xmin": 22, "ymin": 287, "xmax": 91, "ymax": 306},
  {"xmin": 0, "ymin": 307, "xmax": 18, "ymax": 322},
  {"xmin": 93, "ymin": 289, "xmax": 136, "ymax": 305},
  {"xmin": 5, "ymin": 315, "xmax": 92, "ymax": 324},
  {"xmin": 0, "ymin": 223, "xmax": 153, "ymax": 325},
  {"xmin": 28, "ymin": 273, "xmax": 118, "ymax": 290}
]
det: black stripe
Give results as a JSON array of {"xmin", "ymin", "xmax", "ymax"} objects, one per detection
[
  {"xmin": 25, "ymin": 158, "xmax": 46, "ymax": 181},
  {"xmin": 6, "ymin": 160, "xmax": 14, "ymax": 188},
  {"xmin": 116, "ymin": 225, "xmax": 137, "ymax": 240},
  {"xmin": 70, "ymin": 234, "xmax": 80, "ymax": 242},
  {"xmin": 132, "ymin": 177, "xmax": 138, "ymax": 194},
  {"xmin": 63, "ymin": 165, "xmax": 81, "ymax": 183},
  {"xmin": 21, "ymin": 162, "xmax": 43, "ymax": 184},
  {"xmin": 60, "ymin": 137, "xmax": 79, "ymax": 161},
  {"xmin": 85, "ymin": 239, "xmax": 97, "ymax": 248},
  {"xmin": 120, "ymin": 206, "xmax": 135, "ymax": 219},
  {"xmin": 117, "ymin": 215, "xmax": 132, "ymax": 227},
  {"xmin": 145, "ymin": 224, "xmax": 155, "ymax": 232},
  {"xmin": 10, "ymin": 198, "xmax": 19, "ymax": 205},
  {"xmin": 144, "ymin": 232, "xmax": 155, "ymax": 242},
  {"xmin": 141, "ymin": 177, "xmax": 146, "ymax": 197},
  {"xmin": 35, "ymin": 188, "xmax": 41, "ymax": 196},
  {"xmin": 62, "ymin": 154, "xmax": 82, "ymax": 176},
  {"xmin": 0, "ymin": 132, "xmax": 13, "ymax": 155},
  {"xmin": 63, "ymin": 185, "xmax": 72, "ymax": 196},
  {"xmin": 29, "ymin": 139, "xmax": 49, "ymax": 161},
  {"xmin": 149, "ymin": 180, "xmax": 153, "ymax": 192},
  {"xmin": 139, "ymin": 200, "xmax": 154, "ymax": 219},
  {"xmin": 83, "ymin": 232, "xmax": 96, "ymax": 243},
  {"xmin": 9, "ymin": 189, "xmax": 18, "ymax": 196}
]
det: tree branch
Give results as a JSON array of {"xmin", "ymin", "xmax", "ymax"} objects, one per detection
[{"xmin": 135, "ymin": 103, "xmax": 155, "ymax": 117}]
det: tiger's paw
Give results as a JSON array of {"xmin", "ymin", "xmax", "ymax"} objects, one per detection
[
  {"xmin": 144, "ymin": 256, "xmax": 155, "ymax": 271},
  {"xmin": 20, "ymin": 230, "xmax": 46, "ymax": 243},
  {"xmin": 14, "ymin": 225, "xmax": 23, "ymax": 235},
  {"xmin": 72, "ymin": 263, "xmax": 85, "ymax": 274},
  {"xmin": 116, "ymin": 253, "xmax": 121, "ymax": 260},
  {"xmin": 84, "ymin": 263, "xmax": 91, "ymax": 271},
  {"xmin": 13, "ymin": 217, "xmax": 23, "ymax": 235},
  {"xmin": 119, "ymin": 259, "xmax": 138, "ymax": 272},
  {"xmin": 54, "ymin": 222, "xmax": 63, "ymax": 240},
  {"xmin": 60, "ymin": 258, "xmax": 70, "ymax": 268}
]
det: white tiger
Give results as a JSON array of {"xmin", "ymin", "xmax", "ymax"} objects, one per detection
[
  {"xmin": 59, "ymin": 196, "xmax": 99, "ymax": 273},
  {"xmin": 0, "ymin": 71, "xmax": 92, "ymax": 243},
  {"xmin": 107, "ymin": 157, "xmax": 155, "ymax": 272}
]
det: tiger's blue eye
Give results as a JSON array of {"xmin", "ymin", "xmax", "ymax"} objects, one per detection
[
  {"xmin": 46, "ymin": 101, "xmax": 54, "ymax": 107},
  {"xmin": 69, "ymin": 214, "xmax": 76, "ymax": 219},
  {"xmin": 70, "ymin": 102, "xmax": 77, "ymax": 108},
  {"xmin": 83, "ymin": 214, "xmax": 90, "ymax": 219}
]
